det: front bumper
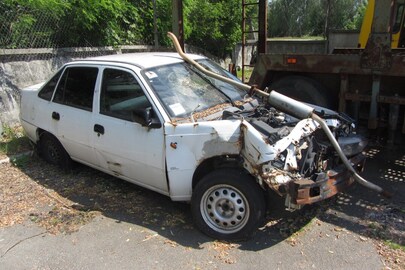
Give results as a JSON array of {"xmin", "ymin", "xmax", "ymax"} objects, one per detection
[{"xmin": 288, "ymin": 153, "xmax": 366, "ymax": 205}]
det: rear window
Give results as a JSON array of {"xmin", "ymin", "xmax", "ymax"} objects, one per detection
[
  {"xmin": 38, "ymin": 69, "xmax": 63, "ymax": 101},
  {"xmin": 53, "ymin": 67, "xmax": 98, "ymax": 111}
]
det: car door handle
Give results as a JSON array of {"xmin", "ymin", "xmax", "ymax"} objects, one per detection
[
  {"xmin": 52, "ymin": 112, "xmax": 60, "ymax": 120},
  {"xmin": 94, "ymin": 124, "xmax": 105, "ymax": 135}
]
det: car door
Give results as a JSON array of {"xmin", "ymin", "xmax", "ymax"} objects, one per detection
[
  {"xmin": 91, "ymin": 66, "xmax": 168, "ymax": 194},
  {"xmin": 48, "ymin": 65, "xmax": 99, "ymax": 166}
]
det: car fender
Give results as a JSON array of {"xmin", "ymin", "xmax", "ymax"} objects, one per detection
[{"xmin": 164, "ymin": 120, "xmax": 242, "ymax": 201}]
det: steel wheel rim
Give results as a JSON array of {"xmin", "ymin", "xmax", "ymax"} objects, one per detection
[
  {"xmin": 47, "ymin": 141, "xmax": 61, "ymax": 163},
  {"xmin": 200, "ymin": 184, "xmax": 250, "ymax": 234}
]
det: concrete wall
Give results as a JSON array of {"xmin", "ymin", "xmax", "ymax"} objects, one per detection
[{"xmin": 0, "ymin": 46, "xmax": 159, "ymax": 127}]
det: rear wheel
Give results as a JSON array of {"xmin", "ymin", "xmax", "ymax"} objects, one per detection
[
  {"xmin": 270, "ymin": 75, "xmax": 334, "ymax": 108},
  {"xmin": 191, "ymin": 169, "xmax": 266, "ymax": 240},
  {"xmin": 39, "ymin": 133, "xmax": 72, "ymax": 169}
]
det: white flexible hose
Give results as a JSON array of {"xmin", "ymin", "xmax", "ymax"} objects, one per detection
[{"xmin": 311, "ymin": 114, "xmax": 389, "ymax": 196}]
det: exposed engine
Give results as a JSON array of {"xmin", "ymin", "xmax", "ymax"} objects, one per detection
[{"xmin": 222, "ymin": 101, "xmax": 368, "ymax": 203}]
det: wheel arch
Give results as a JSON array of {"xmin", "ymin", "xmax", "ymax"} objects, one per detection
[
  {"xmin": 192, "ymin": 155, "xmax": 246, "ymax": 190},
  {"xmin": 36, "ymin": 128, "xmax": 48, "ymax": 142},
  {"xmin": 36, "ymin": 129, "xmax": 59, "ymax": 146}
]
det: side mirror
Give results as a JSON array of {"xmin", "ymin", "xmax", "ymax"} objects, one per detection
[{"xmin": 133, "ymin": 107, "xmax": 162, "ymax": 128}]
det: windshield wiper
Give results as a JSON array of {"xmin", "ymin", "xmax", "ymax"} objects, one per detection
[{"xmin": 186, "ymin": 63, "xmax": 236, "ymax": 107}]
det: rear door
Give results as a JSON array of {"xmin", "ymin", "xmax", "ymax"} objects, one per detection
[
  {"xmin": 48, "ymin": 65, "xmax": 99, "ymax": 166},
  {"xmin": 91, "ymin": 66, "xmax": 168, "ymax": 194}
]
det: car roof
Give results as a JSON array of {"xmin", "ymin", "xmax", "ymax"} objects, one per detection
[{"xmin": 72, "ymin": 52, "xmax": 207, "ymax": 69}]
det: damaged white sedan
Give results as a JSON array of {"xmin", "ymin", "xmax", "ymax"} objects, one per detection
[{"xmin": 21, "ymin": 52, "xmax": 373, "ymax": 240}]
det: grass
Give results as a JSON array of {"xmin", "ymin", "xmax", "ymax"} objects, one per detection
[
  {"xmin": 385, "ymin": 240, "xmax": 405, "ymax": 252},
  {"xmin": 237, "ymin": 67, "xmax": 253, "ymax": 82},
  {"xmin": 0, "ymin": 124, "xmax": 32, "ymax": 156},
  {"xmin": 10, "ymin": 155, "xmax": 31, "ymax": 168}
]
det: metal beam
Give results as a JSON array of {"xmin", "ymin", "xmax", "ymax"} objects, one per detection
[
  {"xmin": 153, "ymin": 0, "xmax": 159, "ymax": 48},
  {"xmin": 258, "ymin": 0, "xmax": 267, "ymax": 54},
  {"xmin": 172, "ymin": 0, "xmax": 184, "ymax": 51}
]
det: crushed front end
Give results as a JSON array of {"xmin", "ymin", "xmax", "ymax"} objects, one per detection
[
  {"xmin": 231, "ymin": 103, "xmax": 368, "ymax": 210},
  {"xmin": 287, "ymin": 153, "xmax": 365, "ymax": 207}
]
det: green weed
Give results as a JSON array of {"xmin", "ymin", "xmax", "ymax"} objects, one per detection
[
  {"xmin": 0, "ymin": 124, "xmax": 32, "ymax": 155},
  {"xmin": 10, "ymin": 155, "xmax": 31, "ymax": 168},
  {"xmin": 385, "ymin": 240, "xmax": 405, "ymax": 251}
]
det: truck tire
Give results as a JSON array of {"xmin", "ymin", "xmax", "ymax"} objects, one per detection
[
  {"xmin": 191, "ymin": 169, "xmax": 266, "ymax": 240},
  {"xmin": 269, "ymin": 75, "xmax": 333, "ymax": 108},
  {"xmin": 39, "ymin": 133, "xmax": 72, "ymax": 169}
]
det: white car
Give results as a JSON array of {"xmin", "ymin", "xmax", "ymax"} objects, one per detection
[{"xmin": 20, "ymin": 52, "xmax": 367, "ymax": 240}]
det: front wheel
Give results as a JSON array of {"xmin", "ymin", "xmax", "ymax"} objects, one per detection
[{"xmin": 191, "ymin": 169, "xmax": 266, "ymax": 240}]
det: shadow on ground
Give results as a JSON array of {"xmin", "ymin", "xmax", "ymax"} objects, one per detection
[
  {"xmin": 15, "ymin": 155, "xmax": 321, "ymax": 251},
  {"xmin": 318, "ymin": 144, "xmax": 405, "ymax": 247},
  {"xmin": 13, "ymin": 143, "xmax": 404, "ymax": 252}
]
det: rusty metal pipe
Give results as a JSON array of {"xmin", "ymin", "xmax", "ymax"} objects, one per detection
[
  {"xmin": 168, "ymin": 32, "xmax": 252, "ymax": 92},
  {"xmin": 167, "ymin": 31, "xmax": 390, "ymax": 198},
  {"xmin": 168, "ymin": 32, "xmax": 314, "ymax": 119}
]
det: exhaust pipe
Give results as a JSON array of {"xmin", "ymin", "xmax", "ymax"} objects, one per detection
[{"xmin": 167, "ymin": 32, "xmax": 391, "ymax": 198}]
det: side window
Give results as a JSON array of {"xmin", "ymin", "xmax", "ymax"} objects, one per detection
[
  {"xmin": 53, "ymin": 67, "xmax": 98, "ymax": 111},
  {"xmin": 38, "ymin": 69, "xmax": 63, "ymax": 101},
  {"xmin": 100, "ymin": 68, "xmax": 151, "ymax": 122}
]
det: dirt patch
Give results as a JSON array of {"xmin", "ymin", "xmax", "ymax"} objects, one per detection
[
  {"xmin": 0, "ymin": 155, "xmax": 189, "ymax": 235},
  {"xmin": 0, "ymin": 160, "xmax": 99, "ymax": 234},
  {"xmin": 1, "ymin": 150, "xmax": 404, "ymax": 269},
  {"xmin": 363, "ymin": 204, "xmax": 405, "ymax": 270},
  {"xmin": 0, "ymin": 162, "xmax": 51, "ymax": 227}
]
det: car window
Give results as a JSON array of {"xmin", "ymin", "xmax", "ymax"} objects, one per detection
[
  {"xmin": 38, "ymin": 69, "xmax": 63, "ymax": 101},
  {"xmin": 100, "ymin": 68, "xmax": 151, "ymax": 122},
  {"xmin": 196, "ymin": 59, "xmax": 246, "ymax": 101},
  {"xmin": 143, "ymin": 63, "xmax": 229, "ymax": 118},
  {"xmin": 53, "ymin": 67, "xmax": 98, "ymax": 111}
]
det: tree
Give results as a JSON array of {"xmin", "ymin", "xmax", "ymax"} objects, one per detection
[
  {"xmin": 184, "ymin": 0, "xmax": 241, "ymax": 58},
  {"xmin": 1, "ymin": 0, "xmax": 368, "ymax": 56},
  {"xmin": 0, "ymin": 0, "xmax": 151, "ymax": 48},
  {"xmin": 268, "ymin": 0, "xmax": 368, "ymax": 38},
  {"xmin": 0, "ymin": 0, "xmax": 69, "ymax": 48}
]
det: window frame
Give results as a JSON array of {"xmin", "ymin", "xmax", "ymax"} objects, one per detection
[
  {"xmin": 38, "ymin": 68, "xmax": 64, "ymax": 101},
  {"xmin": 99, "ymin": 66, "xmax": 154, "ymax": 123},
  {"xmin": 52, "ymin": 65, "xmax": 99, "ymax": 112}
]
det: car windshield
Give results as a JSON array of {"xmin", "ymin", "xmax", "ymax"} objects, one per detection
[
  {"xmin": 143, "ymin": 61, "xmax": 246, "ymax": 119},
  {"xmin": 196, "ymin": 59, "xmax": 246, "ymax": 101}
]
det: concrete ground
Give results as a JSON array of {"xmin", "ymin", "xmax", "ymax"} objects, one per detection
[{"xmin": 0, "ymin": 143, "xmax": 404, "ymax": 270}]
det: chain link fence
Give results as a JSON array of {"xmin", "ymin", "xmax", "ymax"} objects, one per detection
[
  {"xmin": 1, "ymin": 2, "xmax": 152, "ymax": 48},
  {"xmin": 1, "ymin": 4, "xmax": 78, "ymax": 50},
  {"xmin": 0, "ymin": 2, "xmax": 155, "ymax": 126},
  {"xmin": 0, "ymin": 2, "xmax": 159, "ymax": 54}
]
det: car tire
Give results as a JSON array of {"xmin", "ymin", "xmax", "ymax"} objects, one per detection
[
  {"xmin": 39, "ymin": 133, "xmax": 72, "ymax": 169},
  {"xmin": 191, "ymin": 169, "xmax": 266, "ymax": 241},
  {"xmin": 270, "ymin": 75, "xmax": 334, "ymax": 109}
]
